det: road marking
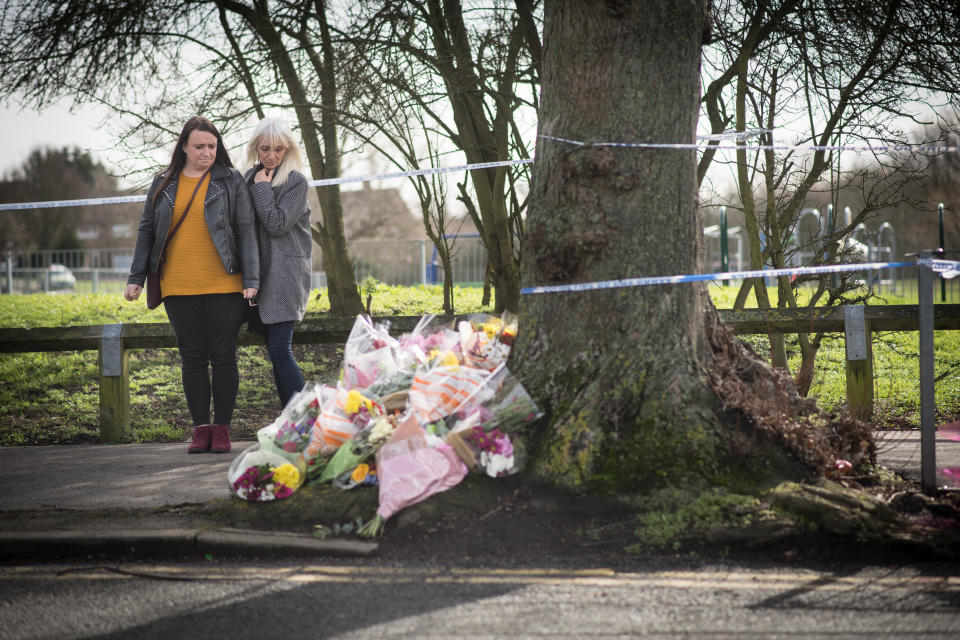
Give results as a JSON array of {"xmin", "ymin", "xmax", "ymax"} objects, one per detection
[{"xmin": 1, "ymin": 565, "xmax": 958, "ymax": 592}]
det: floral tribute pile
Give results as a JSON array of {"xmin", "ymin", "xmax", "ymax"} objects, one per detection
[{"xmin": 227, "ymin": 312, "xmax": 543, "ymax": 536}]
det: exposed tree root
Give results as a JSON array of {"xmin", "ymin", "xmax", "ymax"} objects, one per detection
[{"xmin": 703, "ymin": 307, "xmax": 875, "ymax": 475}]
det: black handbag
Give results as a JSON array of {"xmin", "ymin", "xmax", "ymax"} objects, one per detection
[{"xmin": 145, "ymin": 272, "xmax": 162, "ymax": 309}]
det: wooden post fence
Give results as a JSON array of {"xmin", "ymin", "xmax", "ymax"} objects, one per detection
[{"xmin": 1, "ymin": 306, "xmax": 959, "ymax": 443}]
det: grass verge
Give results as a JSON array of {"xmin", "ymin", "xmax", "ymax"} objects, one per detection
[{"xmin": 0, "ymin": 283, "xmax": 958, "ymax": 445}]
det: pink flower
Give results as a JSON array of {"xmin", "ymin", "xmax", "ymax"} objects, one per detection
[{"xmin": 494, "ymin": 434, "xmax": 513, "ymax": 457}]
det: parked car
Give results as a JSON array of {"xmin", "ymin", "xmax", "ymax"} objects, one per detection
[{"xmin": 47, "ymin": 264, "xmax": 77, "ymax": 292}]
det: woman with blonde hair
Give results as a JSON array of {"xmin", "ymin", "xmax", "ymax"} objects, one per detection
[{"xmin": 244, "ymin": 116, "xmax": 312, "ymax": 408}]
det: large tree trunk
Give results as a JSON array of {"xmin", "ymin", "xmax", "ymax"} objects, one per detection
[{"xmin": 515, "ymin": 0, "xmax": 870, "ymax": 493}]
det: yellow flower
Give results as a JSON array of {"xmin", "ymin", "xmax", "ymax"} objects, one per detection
[
  {"xmin": 271, "ymin": 463, "xmax": 300, "ymax": 489},
  {"xmin": 429, "ymin": 348, "xmax": 460, "ymax": 369},
  {"xmin": 351, "ymin": 463, "xmax": 370, "ymax": 483},
  {"xmin": 345, "ymin": 389, "xmax": 365, "ymax": 415},
  {"xmin": 479, "ymin": 319, "xmax": 502, "ymax": 339},
  {"xmin": 441, "ymin": 351, "xmax": 460, "ymax": 368}
]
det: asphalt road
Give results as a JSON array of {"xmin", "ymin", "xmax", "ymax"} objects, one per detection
[
  {"xmin": 0, "ymin": 432, "xmax": 958, "ymax": 639},
  {"xmin": 0, "ymin": 560, "xmax": 957, "ymax": 639}
]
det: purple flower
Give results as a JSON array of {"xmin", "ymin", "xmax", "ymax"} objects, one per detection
[
  {"xmin": 466, "ymin": 426, "xmax": 512, "ymax": 456},
  {"xmin": 494, "ymin": 434, "xmax": 513, "ymax": 457}
]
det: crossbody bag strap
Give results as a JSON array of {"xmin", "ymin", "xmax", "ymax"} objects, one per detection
[{"xmin": 157, "ymin": 168, "xmax": 211, "ymax": 274}]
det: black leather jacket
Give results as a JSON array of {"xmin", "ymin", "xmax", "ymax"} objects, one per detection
[{"xmin": 127, "ymin": 163, "xmax": 259, "ymax": 290}]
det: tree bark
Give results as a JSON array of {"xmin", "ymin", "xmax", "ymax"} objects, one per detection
[
  {"xmin": 310, "ymin": 3, "xmax": 364, "ymax": 316},
  {"xmin": 515, "ymin": 0, "xmax": 869, "ymax": 493}
]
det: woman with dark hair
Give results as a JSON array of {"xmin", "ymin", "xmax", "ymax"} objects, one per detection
[
  {"xmin": 124, "ymin": 116, "xmax": 259, "ymax": 454},
  {"xmin": 243, "ymin": 115, "xmax": 312, "ymax": 408}
]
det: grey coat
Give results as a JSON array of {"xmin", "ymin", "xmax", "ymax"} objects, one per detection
[
  {"xmin": 244, "ymin": 167, "xmax": 312, "ymax": 324},
  {"xmin": 128, "ymin": 164, "xmax": 260, "ymax": 291}
]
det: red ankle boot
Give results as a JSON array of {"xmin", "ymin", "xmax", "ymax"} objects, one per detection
[
  {"xmin": 188, "ymin": 425, "xmax": 212, "ymax": 453},
  {"xmin": 210, "ymin": 424, "xmax": 232, "ymax": 453}
]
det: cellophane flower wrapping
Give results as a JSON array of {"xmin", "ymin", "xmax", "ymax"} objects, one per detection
[
  {"xmin": 458, "ymin": 311, "xmax": 517, "ymax": 371},
  {"xmin": 374, "ymin": 412, "xmax": 468, "ymax": 521},
  {"xmin": 439, "ymin": 363, "xmax": 540, "ymax": 474},
  {"xmin": 317, "ymin": 413, "xmax": 399, "ymax": 484},
  {"xmin": 229, "ymin": 443, "xmax": 307, "ymax": 501},
  {"xmin": 407, "ymin": 346, "xmax": 495, "ymax": 425},
  {"xmin": 258, "ymin": 383, "xmax": 329, "ymax": 460},
  {"xmin": 458, "ymin": 363, "xmax": 544, "ymax": 434},
  {"xmin": 317, "ymin": 439, "xmax": 368, "ymax": 485},
  {"xmin": 341, "ymin": 315, "xmax": 400, "ymax": 390},
  {"xmin": 366, "ymin": 315, "xmax": 457, "ymax": 398},
  {"xmin": 304, "ymin": 385, "xmax": 384, "ymax": 460}
]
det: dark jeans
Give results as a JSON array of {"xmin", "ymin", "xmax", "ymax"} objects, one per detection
[
  {"xmin": 264, "ymin": 320, "xmax": 304, "ymax": 408},
  {"xmin": 164, "ymin": 293, "xmax": 246, "ymax": 426}
]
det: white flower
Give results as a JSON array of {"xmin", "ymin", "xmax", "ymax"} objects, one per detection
[
  {"xmin": 480, "ymin": 451, "xmax": 514, "ymax": 477},
  {"xmin": 368, "ymin": 416, "xmax": 395, "ymax": 444}
]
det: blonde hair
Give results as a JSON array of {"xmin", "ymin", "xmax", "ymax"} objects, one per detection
[{"xmin": 245, "ymin": 116, "xmax": 304, "ymax": 186}]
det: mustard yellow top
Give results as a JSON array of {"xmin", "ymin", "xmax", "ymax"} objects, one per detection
[{"xmin": 160, "ymin": 173, "xmax": 243, "ymax": 296}]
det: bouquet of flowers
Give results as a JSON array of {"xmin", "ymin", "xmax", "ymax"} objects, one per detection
[
  {"xmin": 458, "ymin": 312, "xmax": 517, "ymax": 370},
  {"xmin": 257, "ymin": 383, "xmax": 330, "ymax": 458},
  {"xmin": 228, "ymin": 443, "xmax": 306, "ymax": 501},
  {"xmin": 332, "ymin": 462, "xmax": 379, "ymax": 490},
  {"xmin": 341, "ymin": 315, "xmax": 400, "ymax": 390},
  {"xmin": 366, "ymin": 316, "xmax": 459, "ymax": 398},
  {"xmin": 464, "ymin": 425, "xmax": 515, "ymax": 477},
  {"xmin": 360, "ymin": 413, "xmax": 468, "ymax": 538},
  {"xmin": 407, "ymin": 338, "xmax": 497, "ymax": 425},
  {"xmin": 304, "ymin": 385, "xmax": 384, "ymax": 459},
  {"xmin": 317, "ymin": 411, "xmax": 400, "ymax": 484},
  {"xmin": 466, "ymin": 363, "xmax": 543, "ymax": 434}
]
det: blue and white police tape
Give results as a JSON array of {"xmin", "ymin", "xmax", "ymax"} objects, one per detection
[
  {"xmin": 0, "ymin": 158, "xmax": 535, "ymax": 212},
  {"xmin": 919, "ymin": 257, "xmax": 960, "ymax": 279},
  {"xmin": 305, "ymin": 158, "xmax": 533, "ymax": 188},
  {"xmin": 521, "ymin": 260, "xmax": 925, "ymax": 295},
  {"xmin": 5, "ymin": 126, "xmax": 954, "ymax": 212},
  {"xmin": 0, "ymin": 194, "xmax": 150, "ymax": 212},
  {"xmin": 0, "ymin": 127, "xmax": 770, "ymax": 212}
]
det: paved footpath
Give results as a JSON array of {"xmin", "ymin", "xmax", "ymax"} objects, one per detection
[
  {"xmin": 0, "ymin": 440, "xmax": 378, "ymax": 559},
  {"xmin": 874, "ymin": 429, "xmax": 960, "ymax": 485},
  {"xmin": 1, "ymin": 432, "xmax": 956, "ymax": 512},
  {"xmin": 0, "ymin": 440, "xmax": 255, "ymax": 511},
  {"xmin": 0, "ymin": 432, "xmax": 956, "ymax": 560}
]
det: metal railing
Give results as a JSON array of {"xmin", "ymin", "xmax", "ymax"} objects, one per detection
[
  {"xmin": 3, "ymin": 236, "xmax": 492, "ymax": 294},
  {"xmin": 6, "ymin": 239, "xmax": 958, "ymax": 300}
]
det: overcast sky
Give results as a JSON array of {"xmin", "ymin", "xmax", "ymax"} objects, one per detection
[
  {"xmin": 1, "ymin": 98, "xmax": 124, "ymax": 180},
  {"xmin": 0, "ymin": 98, "xmax": 388, "ymax": 194}
]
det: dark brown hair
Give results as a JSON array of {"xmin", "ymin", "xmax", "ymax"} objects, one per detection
[{"xmin": 152, "ymin": 116, "xmax": 233, "ymax": 202}]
